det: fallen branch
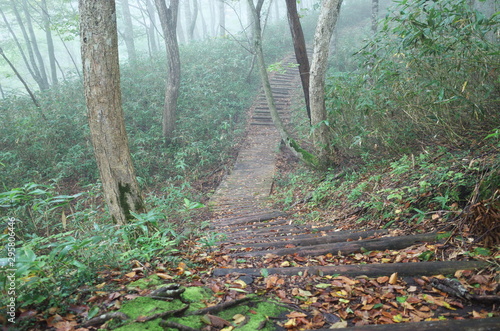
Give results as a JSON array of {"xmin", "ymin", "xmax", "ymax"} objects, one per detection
[
  {"xmin": 186, "ymin": 297, "xmax": 254, "ymax": 316},
  {"xmin": 136, "ymin": 304, "xmax": 189, "ymax": 323},
  {"xmin": 80, "ymin": 311, "xmax": 129, "ymax": 328},
  {"xmin": 160, "ymin": 320, "xmax": 199, "ymax": 331},
  {"xmin": 431, "ymin": 278, "xmax": 500, "ymax": 305},
  {"xmin": 148, "ymin": 284, "xmax": 185, "ymax": 300}
]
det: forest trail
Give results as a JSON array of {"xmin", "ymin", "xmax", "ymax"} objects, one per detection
[
  {"xmin": 202, "ymin": 55, "xmax": 499, "ymax": 330},
  {"xmin": 207, "ymin": 54, "xmax": 297, "ymax": 222}
]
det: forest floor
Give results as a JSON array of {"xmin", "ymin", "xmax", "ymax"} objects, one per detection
[{"xmin": 22, "ymin": 58, "xmax": 499, "ymax": 331}]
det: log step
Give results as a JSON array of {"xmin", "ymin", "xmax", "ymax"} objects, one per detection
[
  {"xmin": 212, "ymin": 260, "xmax": 487, "ymax": 278},
  {"xmin": 230, "ymin": 232, "xmax": 439, "ymax": 257}
]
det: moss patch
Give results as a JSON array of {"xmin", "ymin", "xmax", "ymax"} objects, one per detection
[
  {"xmin": 113, "ymin": 285, "xmax": 289, "ymax": 331},
  {"xmin": 217, "ymin": 299, "xmax": 288, "ymax": 331},
  {"xmin": 126, "ymin": 275, "xmax": 163, "ymax": 291}
]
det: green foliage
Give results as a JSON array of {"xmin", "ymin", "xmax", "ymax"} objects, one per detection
[
  {"xmin": 325, "ymin": 0, "xmax": 499, "ymax": 158},
  {"xmin": 0, "ymin": 22, "xmax": 299, "ymax": 317},
  {"xmin": 273, "ymin": 143, "xmax": 493, "ymax": 230}
]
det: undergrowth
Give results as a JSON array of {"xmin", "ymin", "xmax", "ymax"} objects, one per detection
[
  {"xmin": 0, "ymin": 16, "xmax": 302, "ymax": 322},
  {"xmin": 274, "ymin": 144, "xmax": 499, "ymax": 235},
  {"xmin": 275, "ymin": 0, "xmax": 499, "ymax": 245}
]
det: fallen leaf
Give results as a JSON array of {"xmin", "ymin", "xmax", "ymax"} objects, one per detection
[
  {"xmin": 124, "ymin": 271, "xmax": 136, "ymax": 278},
  {"xmin": 330, "ymin": 320, "xmax": 348, "ymax": 328},
  {"xmin": 407, "ymin": 286, "xmax": 418, "ymax": 293},
  {"xmin": 156, "ymin": 273, "xmax": 173, "ymax": 280},
  {"xmin": 233, "ymin": 314, "xmax": 246, "ymax": 324},
  {"xmin": 286, "ymin": 311, "xmax": 307, "ymax": 318},
  {"xmin": 389, "ymin": 273, "xmax": 398, "ymax": 285},
  {"xmin": 377, "ymin": 276, "xmax": 389, "ymax": 284},
  {"xmin": 206, "ymin": 314, "xmax": 231, "ymax": 327},
  {"xmin": 233, "ymin": 279, "xmax": 247, "ymax": 289},
  {"xmin": 283, "ymin": 318, "xmax": 297, "ymax": 328},
  {"xmin": 95, "ymin": 282, "xmax": 107, "ymax": 289}
]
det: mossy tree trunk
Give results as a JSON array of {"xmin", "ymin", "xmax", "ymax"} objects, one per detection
[
  {"xmin": 285, "ymin": 0, "xmax": 311, "ymax": 122},
  {"xmin": 309, "ymin": 0, "xmax": 343, "ymax": 168},
  {"xmin": 155, "ymin": 0, "xmax": 181, "ymax": 140},
  {"xmin": 247, "ymin": 0, "xmax": 318, "ymax": 168},
  {"xmin": 80, "ymin": 0, "xmax": 145, "ymax": 225}
]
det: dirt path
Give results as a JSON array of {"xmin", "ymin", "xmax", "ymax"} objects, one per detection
[{"xmin": 204, "ymin": 57, "xmax": 499, "ymax": 330}]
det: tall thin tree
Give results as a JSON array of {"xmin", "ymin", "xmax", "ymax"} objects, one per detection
[
  {"xmin": 80, "ymin": 0, "xmax": 145, "ymax": 225},
  {"xmin": 154, "ymin": 0, "xmax": 181, "ymax": 140},
  {"xmin": 247, "ymin": 0, "xmax": 318, "ymax": 167},
  {"xmin": 120, "ymin": 0, "xmax": 137, "ymax": 62},
  {"xmin": 40, "ymin": 0, "xmax": 58, "ymax": 86},
  {"xmin": 285, "ymin": 0, "xmax": 311, "ymax": 121},
  {"xmin": 309, "ymin": 0, "xmax": 343, "ymax": 167},
  {"xmin": 21, "ymin": 0, "xmax": 49, "ymax": 89}
]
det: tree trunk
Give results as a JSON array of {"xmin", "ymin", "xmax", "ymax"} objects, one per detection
[
  {"xmin": 0, "ymin": 47, "xmax": 43, "ymax": 113},
  {"xmin": 155, "ymin": 0, "xmax": 181, "ymax": 140},
  {"xmin": 21, "ymin": 0, "xmax": 50, "ymax": 90},
  {"xmin": 0, "ymin": 7, "xmax": 37, "ymax": 86},
  {"xmin": 209, "ymin": 0, "xmax": 216, "ymax": 36},
  {"xmin": 273, "ymin": 0, "xmax": 279, "ymax": 22},
  {"xmin": 247, "ymin": 0, "xmax": 318, "ymax": 167},
  {"xmin": 183, "ymin": 0, "xmax": 192, "ymax": 41},
  {"xmin": 55, "ymin": 32, "xmax": 82, "ymax": 79},
  {"xmin": 188, "ymin": 0, "xmax": 198, "ymax": 41},
  {"xmin": 40, "ymin": 0, "xmax": 58, "ymax": 86},
  {"xmin": 218, "ymin": 0, "xmax": 225, "ymax": 36},
  {"xmin": 177, "ymin": 4, "xmax": 186, "ymax": 44},
  {"xmin": 79, "ymin": 0, "xmax": 145, "ymax": 225},
  {"xmin": 372, "ymin": 0, "xmax": 379, "ymax": 33},
  {"xmin": 309, "ymin": 0, "xmax": 343, "ymax": 168},
  {"xmin": 246, "ymin": 0, "xmax": 254, "ymax": 42},
  {"xmin": 145, "ymin": 0, "xmax": 159, "ymax": 54},
  {"xmin": 120, "ymin": 0, "xmax": 137, "ymax": 63},
  {"xmin": 10, "ymin": 1, "xmax": 47, "ymax": 91},
  {"xmin": 285, "ymin": 0, "xmax": 311, "ymax": 121},
  {"xmin": 198, "ymin": 0, "xmax": 208, "ymax": 39}
]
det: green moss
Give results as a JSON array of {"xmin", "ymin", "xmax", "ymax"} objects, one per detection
[
  {"xmin": 118, "ymin": 182, "xmax": 133, "ymax": 221},
  {"xmin": 114, "ymin": 286, "xmax": 288, "ymax": 331},
  {"xmin": 181, "ymin": 287, "xmax": 213, "ymax": 310},
  {"xmin": 218, "ymin": 299, "xmax": 288, "ymax": 331},
  {"xmin": 288, "ymin": 138, "xmax": 319, "ymax": 167},
  {"xmin": 115, "ymin": 296, "xmax": 181, "ymax": 330},
  {"xmin": 126, "ymin": 275, "xmax": 163, "ymax": 290}
]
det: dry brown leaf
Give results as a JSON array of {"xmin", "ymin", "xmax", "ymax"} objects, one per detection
[
  {"xmin": 389, "ymin": 272, "xmax": 398, "ymax": 285},
  {"xmin": 156, "ymin": 273, "xmax": 174, "ymax": 280},
  {"xmin": 377, "ymin": 276, "xmax": 389, "ymax": 284},
  {"xmin": 206, "ymin": 314, "xmax": 231, "ymax": 328}
]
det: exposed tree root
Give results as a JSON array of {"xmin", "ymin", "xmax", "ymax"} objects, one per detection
[
  {"xmin": 80, "ymin": 312, "xmax": 129, "ymax": 328},
  {"xmin": 186, "ymin": 297, "xmax": 255, "ymax": 316}
]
